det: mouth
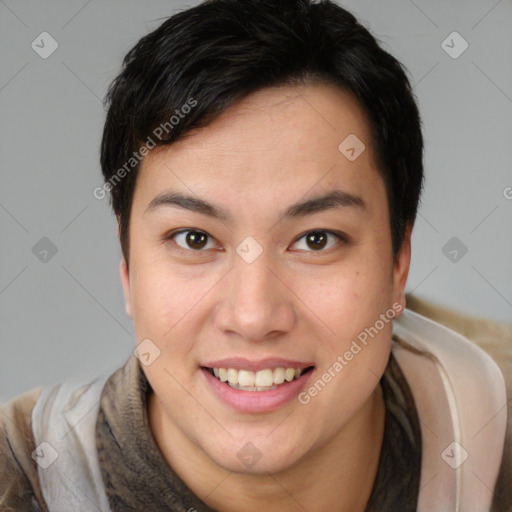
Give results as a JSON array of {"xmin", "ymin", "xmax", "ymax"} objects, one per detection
[{"xmin": 202, "ymin": 365, "xmax": 315, "ymax": 392}]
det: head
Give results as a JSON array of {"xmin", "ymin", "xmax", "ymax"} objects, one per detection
[{"xmin": 100, "ymin": 0, "xmax": 423, "ymax": 475}]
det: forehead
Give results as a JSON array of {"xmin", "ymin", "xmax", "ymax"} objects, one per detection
[{"xmin": 134, "ymin": 82, "xmax": 383, "ymax": 214}]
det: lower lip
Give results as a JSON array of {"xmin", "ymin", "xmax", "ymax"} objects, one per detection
[{"xmin": 201, "ymin": 367, "xmax": 314, "ymax": 413}]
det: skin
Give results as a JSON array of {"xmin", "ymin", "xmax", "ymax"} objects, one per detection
[{"xmin": 120, "ymin": 82, "xmax": 412, "ymax": 512}]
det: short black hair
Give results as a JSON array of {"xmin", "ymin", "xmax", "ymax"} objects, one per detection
[{"xmin": 100, "ymin": 0, "xmax": 424, "ymax": 266}]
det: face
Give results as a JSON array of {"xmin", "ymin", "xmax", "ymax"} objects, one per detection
[{"xmin": 120, "ymin": 82, "xmax": 411, "ymax": 475}]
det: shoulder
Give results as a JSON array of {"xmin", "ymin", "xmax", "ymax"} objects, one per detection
[
  {"xmin": 405, "ymin": 296, "xmax": 512, "ymax": 511},
  {"xmin": 0, "ymin": 387, "xmax": 49, "ymax": 512}
]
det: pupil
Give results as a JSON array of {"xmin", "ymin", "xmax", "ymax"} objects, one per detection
[
  {"xmin": 307, "ymin": 231, "xmax": 327, "ymax": 250},
  {"xmin": 187, "ymin": 231, "xmax": 207, "ymax": 249}
]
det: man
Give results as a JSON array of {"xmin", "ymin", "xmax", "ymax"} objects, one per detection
[{"xmin": 1, "ymin": 1, "xmax": 510, "ymax": 511}]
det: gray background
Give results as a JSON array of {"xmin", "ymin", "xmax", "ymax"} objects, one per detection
[{"xmin": 1, "ymin": 0, "xmax": 511, "ymax": 402}]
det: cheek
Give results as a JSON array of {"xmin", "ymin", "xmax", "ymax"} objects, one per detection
[
  {"xmin": 129, "ymin": 257, "xmax": 203, "ymax": 347},
  {"xmin": 299, "ymin": 265, "xmax": 394, "ymax": 422},
  {"xmin": 298, "ymin": 258, "xmax": 394, "ymax": 340}
]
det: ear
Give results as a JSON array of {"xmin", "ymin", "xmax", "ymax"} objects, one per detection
[
  {"xmin": 391, "ymin": 223, "xmax": 412, "ymax": 316},
  {"xmin": 117, "ymin": 221, "xmax": 133, "ymax": 318},
  {"xmin": 120, "ymin": 257, "xmax": 133, "ymax": 318}
]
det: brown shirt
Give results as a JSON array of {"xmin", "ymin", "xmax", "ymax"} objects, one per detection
[
  {"xmin": 0, "ymin": 350, "xmax": 421, "ymax": 511},
  {"xmin": 95, "ymin": 350, "xmax": 421, "ymax": 512},
  {"xmin": 1, "ymin": 344, "xmax": 510, "ymax": 511}
]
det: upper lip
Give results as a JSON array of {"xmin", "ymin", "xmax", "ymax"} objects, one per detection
[{"xmin": 202, "ymin": 357, "xmax": 315, "ymax": 371}]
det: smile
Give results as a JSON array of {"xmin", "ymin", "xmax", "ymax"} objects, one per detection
[
  {"xmin": 205, "ymin": 366, "xmax": 314, "ymax": 391},
  {"xmin": 201, "ymin": 361, "xmax": 316, "ymax": 413}
]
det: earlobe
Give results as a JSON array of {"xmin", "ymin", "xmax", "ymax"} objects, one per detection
[
  {"xmin": 392, "ymin": 224, "xmax": 412, "ymax": 315},
  {"xmin": 120, "ymin": 257, "xmax": 133, "ymax": 319}
]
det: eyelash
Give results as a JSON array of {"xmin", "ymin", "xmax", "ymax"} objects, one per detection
[{"xmin": 164, "ymin": 229, "xmax": 349, "ymax": 254}]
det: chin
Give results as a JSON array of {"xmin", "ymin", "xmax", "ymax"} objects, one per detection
[
  {"xmin": 217, "ymin": 451, "xmax": 302, "ymax": 476},
  {"xmin": 204, "ymin": 432, "xmax": 309, "ymax": 475}
]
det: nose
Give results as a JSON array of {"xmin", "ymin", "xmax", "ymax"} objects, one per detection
[{"xmin": 214, "ymin": 247, "xmax": 296, "ymax": 343}]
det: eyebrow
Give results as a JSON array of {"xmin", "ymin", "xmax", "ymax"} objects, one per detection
[{"xmin": 145, "ymin": 189, "xmax": 366, "ymax": 221}]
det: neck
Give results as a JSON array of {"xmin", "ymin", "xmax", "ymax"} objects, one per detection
[{"xmin": 148, "ymin": 383, "xmax": 386, "ymax": 512}]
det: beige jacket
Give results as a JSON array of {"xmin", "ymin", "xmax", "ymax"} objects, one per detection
[{"xmin": 1, "ymin": 296, "xmax": 511, "ymax": 511}]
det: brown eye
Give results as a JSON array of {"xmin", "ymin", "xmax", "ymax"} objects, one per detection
[
  {"xmin": 305, "ymin": 231, "xmax": 328, "ymax": 250},
  {"xmin": 186, "ymin": 231, "xmax": 208, "ymax": 249},
  {"xmin": 169, "ymin": 230, "xmax": 215, "ymax": 251},
  {"xmin": 292, "ymin": 230, "xmax": 346, "ymax": 252}
]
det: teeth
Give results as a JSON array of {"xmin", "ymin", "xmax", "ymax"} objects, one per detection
[
  {"xmin": 273, "ymin": 367, "xmax": 285, "ymax": 384},
  {"xmin": 238, "ymin": 370, "xmax": 255, "ymax": 387},
  {"xmin": 227, "ymin": 369, "xmax": 238, "ymax": 385},
  {"xmin": 210, "ymin": 366, "xmax": 307, "ymax": 388},
  {"xmin": 284, "ymin": 368, "xmax": 295, "ymax": 382},
  {"xmin": 255, "ymin": 369, "xmax": 273, "ymax": 387}
]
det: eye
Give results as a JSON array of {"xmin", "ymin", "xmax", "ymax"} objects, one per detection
[
  {"xmin": 167, "ymin": 229, "xmax": 217, "ymax": 251},
  {"xmin": 165, "ymin": 229, "xmax": 347, "ymax": 253},
  {"xmin": 291, "ymin": 230, "xmax": 347, "ymax": 252}
]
